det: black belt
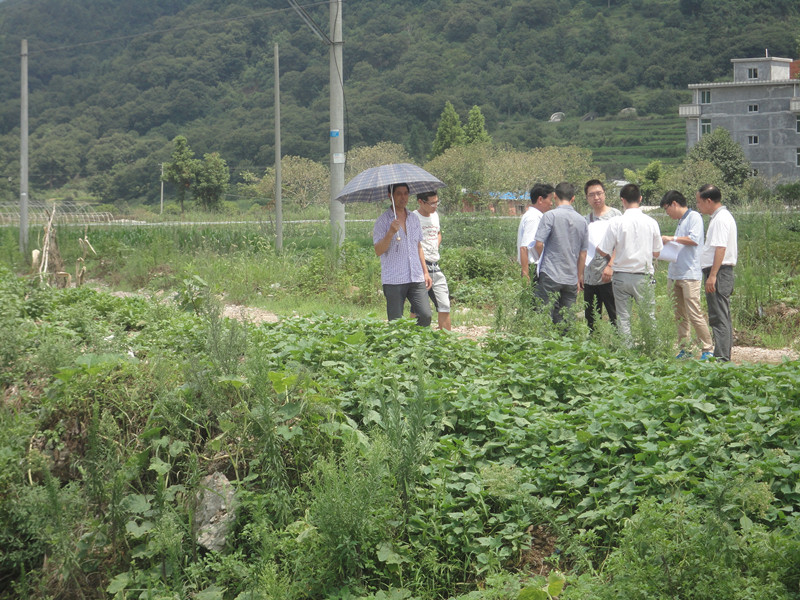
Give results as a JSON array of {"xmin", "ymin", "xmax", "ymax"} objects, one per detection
[
  {"xmin": 702, "ymin": 265, "xmax": 733, "ymax": 274},
  {"xmin": 426, "ymin": 260, "xmax": 440, "ymax": 273}
]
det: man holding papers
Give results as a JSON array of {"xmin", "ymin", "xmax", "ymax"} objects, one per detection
[{"xmin": 659, "ymin": 190, "xmax": 713, "ymax": 360}]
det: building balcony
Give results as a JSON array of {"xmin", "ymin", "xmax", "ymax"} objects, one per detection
[
  {"xmin": 791, "ymin": 97, "xmax": 800, "ymax": 113},
  {"xmin": 679, "ymin": 104, "xmax": 701, "ymax": 118}
]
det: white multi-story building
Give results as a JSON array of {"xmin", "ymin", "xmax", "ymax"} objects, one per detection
[{"xmin": 679, "ymin": 55, "xmax": 800, "ymax": 182}]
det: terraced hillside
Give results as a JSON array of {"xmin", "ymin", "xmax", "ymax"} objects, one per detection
[{"xmin": 541, "ymin": 115, "xmax": 688, "ymax": 178}]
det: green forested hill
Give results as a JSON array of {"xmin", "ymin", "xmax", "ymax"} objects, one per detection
[{"xmin": 0, "ymin": 0, "xmax": 797, "ymax": 204}]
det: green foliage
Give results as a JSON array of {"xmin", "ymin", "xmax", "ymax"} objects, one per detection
[
  {"xmin": 566, "ymin": 497, "xmax": 800, "ymax": 600},
  {"xmin": 686, "ymin": 128, "xmax": 752, "ymax": 193},
  {"xmin": 3, "ymin": 213, "xmax": 800, "ymax": 599},
  {"xmin": 194, "ymin": 152, "xmax": 230, "ymax": 210},
  {"xmin": 163, "ymin": 135, "xmax": 199, "ymax": 214},
  {"xmin": 465, "ymin": 106, "xmax": 492, "ymax": 145},
  {"xmin": 775, "ymin": 181, "xmax": 800, "ymax": 206},
  {"xmin": 623, "ymin": 160, "xmax": 665, "ymax": 204},
  {"xmin": 431, "ymin": 101, "xmax": 466, "ymax": 158},
  {"xmin": 1, "ymin": 0, "xmax": 797, "ymax": 203}
]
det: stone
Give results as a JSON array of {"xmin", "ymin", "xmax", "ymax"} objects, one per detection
[{"xmin": 194, "ymin": 472, "xmax": 237, "ymax": 552}]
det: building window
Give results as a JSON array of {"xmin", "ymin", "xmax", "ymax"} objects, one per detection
[
  {"xmin": 700, "ymin": 90, "xmax": 711, "ymax": 104},
  {"xmin": 797, "ymin": 149, "xmax": 800, "ymax": 167},
  {"xmin": 748, "ymin": 135, "xmax": 759, "ymax": 145},
  {"xmin": 797, "ymin": 117, "xmax": 800, "ymax": 133},
  {"xmin": 748, "ymin": 104, "xmax": 759, "ymax": 113},
  {"xmin": 748, "ymin": 68, "xmax": 758, "ymax": 79},
  {"xmin": 701, "ymin": 119, "xmax": 712, "ymax": 135},
  {"xmin": 751, "ymin": 169, "xmax": 758, "ymax": 177}
]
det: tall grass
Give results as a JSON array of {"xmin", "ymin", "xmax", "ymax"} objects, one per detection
[{"xmin": 3, "ymin": 206, "xmax": 799, "ymax": 349}]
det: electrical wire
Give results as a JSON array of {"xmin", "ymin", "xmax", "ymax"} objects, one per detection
[{"xmin": 1, "ymin": 1, "xmax": 333, "ymax": 58}]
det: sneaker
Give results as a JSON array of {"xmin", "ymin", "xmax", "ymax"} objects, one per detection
[
  {"xmin": 676, "ymin": 350, "xmax": 690, "ymax": 359},
  {"xmin": 700, "ymin": 351, "xmax": 714, "ymax": 361}
]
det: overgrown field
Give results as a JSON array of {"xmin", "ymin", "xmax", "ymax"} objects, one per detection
[
  {"xmin": 1, "ymin": 264, "xmax": 800, "ymax": 599},
  {"xmin": 2, "ymin": 209, "xmax": 800, "ymax": 599},
  {"xmin": 3, "ymin": 207, "xmax": 799, "ymax": 347}
]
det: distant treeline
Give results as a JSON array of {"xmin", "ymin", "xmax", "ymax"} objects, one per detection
[{"xmin": 0, "ymin": 0, "xmax": 797, "ymax": 204}]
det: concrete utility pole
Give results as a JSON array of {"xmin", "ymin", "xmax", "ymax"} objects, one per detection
[
  {"xmin": 289, "ymin": 0, "xmax": 345, "ymax": 247},
  {"xmin": 329, "ymin": 0, "xmax": 345, "ymax": 248},
  {"xmin": 20, "ymin": 39, "xmax": 29, "ymax": 257},
  {"xmin": 160, "ymin": 163, "xmax": 164, "ymax": 214},
  {"xmin": 275, "ymin": 42, "xmax": 283, "ymax": 253}
]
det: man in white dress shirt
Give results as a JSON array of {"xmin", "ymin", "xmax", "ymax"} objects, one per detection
[
  {"xmin": 696, "ymin": 184, "xmax": 737, "ymax": 361},
  {"xmin": 516, "ymin": 183, "xmax": 554, "ymax": 281},
  {"xmin": 596, "ymin": 183, "xmax": 663, "ymax": 344}
]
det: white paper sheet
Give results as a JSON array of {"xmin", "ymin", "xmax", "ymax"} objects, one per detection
[{"xmin": 658, "ymin": 241, "xmax": 682, "ymax": 263}]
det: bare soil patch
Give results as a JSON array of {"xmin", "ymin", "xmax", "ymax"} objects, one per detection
[{"xmin": 732, "ymin": 345, "xmax": 797, "ymax": 364}]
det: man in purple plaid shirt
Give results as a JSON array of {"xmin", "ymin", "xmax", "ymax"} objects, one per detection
[{"xmin": 373, "ymin": 183, "xmax": 433, "ymax": 326}]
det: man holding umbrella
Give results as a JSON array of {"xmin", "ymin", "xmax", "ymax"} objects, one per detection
[{"xmin": 373, "ymin": 183, "xmax": 433, "ymax": 326}]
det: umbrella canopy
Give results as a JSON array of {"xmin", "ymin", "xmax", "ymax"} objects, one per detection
[{"xmin": 335, "ymin": 163, "xmax": 445, "ymax": 203}]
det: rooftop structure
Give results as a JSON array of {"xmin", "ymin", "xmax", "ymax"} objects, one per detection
[{"xmin": 679, "ymin": 54, "xmax": 800, "ymax": 182}]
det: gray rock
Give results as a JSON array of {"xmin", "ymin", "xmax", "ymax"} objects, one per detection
[{"xmin": 195, "ymin": 472, "xmax": 237, "ymax": 552}]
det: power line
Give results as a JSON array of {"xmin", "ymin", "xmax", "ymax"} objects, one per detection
[{"xmin": 0, "ymin": 1, "xmax": 333, "ymax": 59}]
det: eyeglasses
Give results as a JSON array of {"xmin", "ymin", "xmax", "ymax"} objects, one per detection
[
  {"xmin": 423, "ymin": 198, "xmax": 439, "ymax": 205},
  {"xmin": 587, "ymin": 192, "xmax": 605, "ymax": 198}
]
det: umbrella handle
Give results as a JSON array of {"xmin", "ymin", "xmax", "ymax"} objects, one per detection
[{"xmin": 391, "ymin": 193, "xmax": 400, "ymax": 241}]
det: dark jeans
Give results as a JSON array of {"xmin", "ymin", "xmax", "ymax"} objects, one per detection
[
  {"xmin": 584, "ymin": 282, "xmax": 617, "ymax": 331},
  {"xmin": 534, "ymin": 272, "xmax": 578, "ymax": 324},
  {"xmin": 383, "ymin": 282, "xmax": 432, "ymax": 327},
  {"xmin": 703, "ymin": 265, "xmax": 734, "ymax": 361}
]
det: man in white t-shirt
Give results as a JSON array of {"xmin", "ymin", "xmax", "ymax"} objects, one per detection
[
  {"xmin": 583, "ymin": 179, "xmax": 622, "ymax": 331},
  {"xmin": 516, "ymin": 183, "xmax": 554, "ymax": 281},
  {"xmin": 696, "ymin": 184, "xmax": 737, "ymax": 361},
  {"xmin": 596, "ymin": 183, "xmax": 663, "ymax": 344},
  {"xmin": 414, "ymin": 191, "xmax": 451, "ymax": 330}
]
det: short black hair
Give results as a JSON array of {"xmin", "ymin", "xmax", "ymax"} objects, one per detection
[
  {"xmin": 620, "ymin": 183, "xmax": 641, "ymax": 204},
  {"xmin": 554, "ymin": 181, "xmax": 575, "ymax": 201},
  {"xmin": 388, "ymin": 182, "xmax": 410, "ymax": 195},
  {"xmin": 417, "ymin": 191, "xmax": 437, "ymax": 202},
  {"xmin": 698, "ymin": 184, "xmax": 722, "ymax": 202},
  {"xmin": 660, "ymin": 190, "xmax": 687, "ymax": 208},
  {"xmin": 584, "ymin": 179, "xmax": 604, "ymax": 196},
  {"xmin": 529, "ymin": 183, "xmax": 554, "ymax": 204}
]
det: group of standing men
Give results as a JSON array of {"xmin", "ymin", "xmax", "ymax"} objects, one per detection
[
  {"xmin": 517, "ymin": 180, "xmax": 738, "ymax": 361},
  {"xmin": 370, "ymin": 178, "xmax": 738, "ymax": 362}
]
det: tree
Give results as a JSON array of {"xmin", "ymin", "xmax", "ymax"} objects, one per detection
[
  {"xmin": 193, "ymin": 153, "xmax": 229, "ymax": 210},
  {"xmin": 345, "ymin": 142, "xmax": 410, "ymax": 180},
  {"xmin": 464, "ymin": 106, "xmax": 492, "ymax": 145},
  {"xmin": 660, "ymin": 158, "xmax": 730, "ymax": 204},
  {"xmin": 624, "ymin": 161, "xmax": 667, "ymax": 205},
  {"xmin": 279, "ymin": 156, "xmax": 329, "ymax": 210},
  {"xmin": 431, "ymin": 102, "xmax": 465, "ymax": 159},
  {"xmin": 162, "ymin": 136, "xmax": 198, "ymax": 214},
  {"xmin": 240, "ymin": 156, "xmax": 329, "ymax": 212},
  {"xmin": 686, "ymin": 127, "xmax": 751, "ymax": 190},
  {"xmin": 30, "ymin": 124, "xmax": 88, "ymax": 188},
  {"xmin": 425, "ymin": 144, "xmax": 598, "ymax": 212}
]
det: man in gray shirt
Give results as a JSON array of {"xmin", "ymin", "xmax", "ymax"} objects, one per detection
[{"xmin": 533, "ymin": 182, "xmax": 588, "ymax": 325}]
